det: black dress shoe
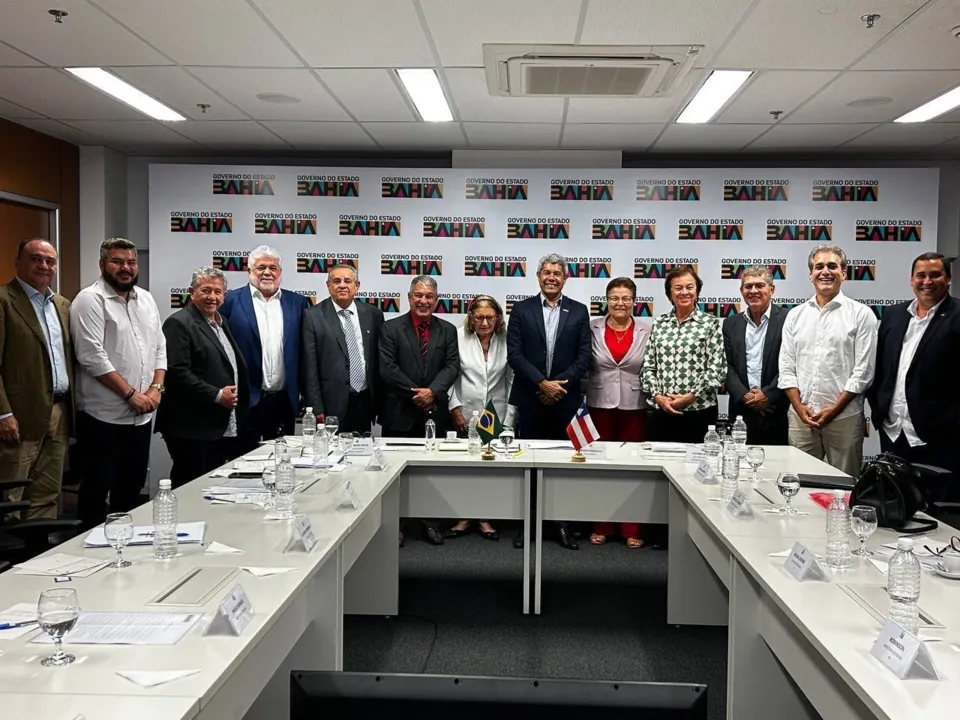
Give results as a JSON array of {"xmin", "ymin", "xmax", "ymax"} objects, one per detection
[
  {"xmin": 513, "ymin": 531, "xmax": 524, "ymax": 549},
  {"xmin": 444, "ymin": 526, "xmax": 471, "ymax": 539},
  {"xmin": 558, "ymin": 526, "xmax": 579, "ymax": 550},
  {"xmin": 480, "ymin": 529, "xmax": 499, "ymax": 541},
  {"xmin": 425, "ymin": 525, "xmax": 445, "ymax": 545}
]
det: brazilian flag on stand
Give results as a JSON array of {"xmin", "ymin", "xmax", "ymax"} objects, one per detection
[{"xmin": 477, "ymin": 399, "xmax": 503, "ymax": 445}]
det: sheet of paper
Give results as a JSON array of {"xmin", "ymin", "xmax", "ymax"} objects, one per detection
[
  {"xmin": 84, "ymin": 522, "xmax": 206, "ymax": 548},
  {"xmin": 202, "ymin": 477, "xmax": 267, "ymax": 493},
  {"xmin": 205, "ymin": 492, "xmax": 270, "ymax": 505},
  {"xmin": 641, "ymin": 441, "xmax": 689, "ymax": 454},
  {"xmin": 242, "ymin": 566, "xmax": 297, "ymax": 577},
  {"xmin": 381, "ymin": 438, "xmax": 425, "ymax": 446},
  {"xmin": 32, "ymin": 611, "xmax": 202, "ymax": 646},
  {"xmin": 525, "ymin": 440, "xmax": 575, "ymax": 450},
  {"xmin": 205, "ymin": 542, "xmax": 243, "ymax": 554},
  {"xmin": 232, "ymin": 460, "xmax": 272, "ymax": 471},
  {"xmin": 14, "ymin": 553, "xmax": 110, "ymax": 577},
  {"xmin": 292, "ymin": 453, "xmax": 344, "ymax": 469},
  {"xmin": 116, "ymin": 669, "xmax": 201, "ymax": 687},
  {"xmin": 0, "ymin": 602, "xmax": 40, "ymax": 639}
]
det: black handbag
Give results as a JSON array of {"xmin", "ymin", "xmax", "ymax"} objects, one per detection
[{"xmin": 849, "ymin": 453, "xmax": 938, "ymax": 533}]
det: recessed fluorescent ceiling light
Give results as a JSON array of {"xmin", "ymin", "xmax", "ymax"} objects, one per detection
[
  {"xmin": 676, "ymin": 70, "xmax": 753, "ymax": 124},
  {"xmin": 396, "ymin": 69, "xmax": 453, "ymax": 122},
  {"xmin": 895, "ymin": 84, "xmax": 960, "ymax": 123},
  {"xmin": 65, "ymin": 67, "xmax": 185, "ymax": 121}
]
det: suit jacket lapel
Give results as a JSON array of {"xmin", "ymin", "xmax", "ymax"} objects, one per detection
[
  {"xmin": 239, "ymin": 288, "xmax": 262, "ymax": 352},
  {"xmin": 593, "ymin": 320, "xmax": 615, "ymax": 364},
  {"xmin": 9, "ymin": 281, "xmax": 48, "ymax": 347},
  {"xmin": 532, "ymin": 296, "xmax": 546, "ymax": 342},
  {"xmin": 357, "ymin": 303, "xmax": 374, "ymax": 364},
  {"xmin": 760, "ymin": 307, "xmax": 781, "ymax": 384},
  {"xmin": 190, "ymin": 304, "xmax": 232, "ymax": 367},
  {"xmin": 322, "ymin": 299, "xmax": 349, "ymax": 359},
  {"xmin": 424, "ymin": 316, "xmax": 440, "ymax": 369},
  {"xmin": 555, "ymin": 296, "xmax": 570, "ymax": 338},
  {"xmin": 909, "ymin": 299, "xmax": 951, "ymax": 371},
  {"xmin": 402, "ymin": 314, "xmax": 424, "ymax": 372}
]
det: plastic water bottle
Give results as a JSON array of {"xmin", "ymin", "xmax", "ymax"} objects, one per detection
[
  {"xmin": 720, "ymin": 435, "xmax": 740, "ymax": 501},
  {"xmin": 313, "ymin": 428, "xmax": 329, "ymax": 475},
  {"xmin": 467, "ymin": 410, "xmax": 482, "ymax": 455},
  {"xmin": 732, "ymin": 415, "xmax": 748, "ymax": 457},
  {"xmin": 301, "ymin": 407, "xmax": 317, "ymax": 457},
  {"xmin": 152, "ymin": 479, "xmax": 178, "ymax": 560},
  {"xmin": 703, "ymin": 425, "xmax": 721, "ymax": 475},
  {"xmin": 424, "ymin": 417, "xmax": 437, "ymax": 452},
  {"xmin": 887, "ymin": 537, "xmax": 922, "ymax": 635},
  {"xmin": 274, "ymin": 447, "xmax": 297, "ymax": 519},
  {"xmin": 825, "ymin": 489, "xmax": 852, "ymax": 570}
]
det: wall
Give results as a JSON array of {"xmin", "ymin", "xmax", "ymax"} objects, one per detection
[
  {"xmin": 79, "ymin": 147, "xmax": 130, "ymax": 286},
  {"xmin": 0, "ymin": 201, "xmax": 49, "ymax": 281}
]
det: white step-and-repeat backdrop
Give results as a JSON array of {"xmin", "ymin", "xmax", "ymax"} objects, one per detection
[{"xmin": 149, "ymin": 164, "xmax": 939, "ymax": 455}]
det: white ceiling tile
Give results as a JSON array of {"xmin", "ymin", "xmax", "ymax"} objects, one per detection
[
  {"xmin": 260, "ymin": 121, "xmax": 377, "ymax": 150},
  {"xmin": 111, "ymin": 67, "xmax": 247, "ymax": 121},
  {"xmin": 0, "ymin": 41, "xmax": 41, "ymax": 66},
  {"xmin": 445, "ymin": 68, "xmax": 564, "ymax": 123},
  {"xmin": 841, "ymin": 122, "xmax": 960, "ymax": 150},
  {"xmin": 186, "ymin": 68, "xmax": 350, "ymax": 121},
  {"xmin": 254, "ymin": 0, "xmax": 434, "ymax": 68},
  {"xmin": 173, "ymin": 121, "xmax": 293, "ymax": 149},
  {"xmin": 0, "ymin": 98, "xmax": 43, "ymax": 119},
  {"xmin": 650, "ymin": 124, "xmax": 767, "ymax": 153},
  {"xmin": 787, "ymin": 70, "xmax": 960, "ymax": 123},
  {"xmin": 580, "ymin": 0, "xmax": 754, "ymax": 66},
  {"xmin": 363, "ymin": 121, "xmax": 466, "ymax": 149},
  {"xmin": 0, "ymin": 68, "xmax": 145, "ymax": 120},
  {"xmin": 419, "ymin": 0, "xmax": 581, "ymax": 67},
  {"xmin": 12, "ymin": 119, "xmax": 104, "ymax": 146},
  {"xmin": 315, "ymin": 69, "xmax": 414, "ymax": 121},
  {"xmin": 0, "ymin": 0, "xmax": 170, "ymax": 66},
  {"xmin": 565, "ymin": 73, "xmax": 701, "ymax": 123},
  {"xmin": 92, "ymin": 0, "xmax": 300, "ymax": 67},
  {"xmin": 716, "ymin": 0, "xmax": 928, "ymax": 70},
  {"xmin": 463, "ymin": 122, "xmax": 560, "ymax": 148},
  {"xmin": 561, "ymin": 123, "xmax": 661, "ymax": 150},
  {"xmin": 745, "ymin": 123, "xmax": 879, "ymax": 150},
  {"xmin": 717, "ymin": 71, "xmax": 838, "ymax": 123},
  {"xmin": 62, "ymin": 120, "xmax": 202, "ymax": 150},
  {"xmin": 855, "ymin": 0, "xmax": 960, "ymax": 71}
]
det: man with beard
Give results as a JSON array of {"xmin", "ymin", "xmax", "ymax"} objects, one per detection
[{"xmin": 71, "ymin": 238, "xmax": 166, "ymax": 527}]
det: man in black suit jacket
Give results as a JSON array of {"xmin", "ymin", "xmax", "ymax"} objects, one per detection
[
  {"xmin": 722, "ymin": 266, "xmax": 789, "ymax": 445},
  {"xmin": 867, "ymin": 253, "xmax": 960, "ymax": 497},
  {"xmin": 156, "ymin": 268, "xmax": 249, "ymax": 487},
  {"xmin": 380, "ymin": 275, "xmax": 460, "ymax": 545},
  {"xmin": 302, "ymin": 264, "xmax": 383, "ymax": 433}
]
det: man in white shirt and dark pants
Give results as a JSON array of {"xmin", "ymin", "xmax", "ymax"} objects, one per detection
[
  {"xmin": 779, "ymin": 243, "xmax": 877, "ymax": 476},
  {"xmin": 71, "ymin": 238, "xmax": 166, "ymax": 528}
]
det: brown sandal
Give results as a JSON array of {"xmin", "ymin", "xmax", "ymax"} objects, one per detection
[
  {"xmin": 590, "ymin": 533, "xmax": 607, "ymax": 545},
  {"xmin": 626, "ymin": 537, "xmax": 644, "ymax": 549}
]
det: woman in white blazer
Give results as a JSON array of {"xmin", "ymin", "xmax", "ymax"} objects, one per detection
[{"xmin": 446, "ymin": 295, "xmax": 515, "ymax": 541}]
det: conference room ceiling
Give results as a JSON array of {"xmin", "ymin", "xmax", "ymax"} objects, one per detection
[{"xmin": 0, "ymin": 0, "xmax": 959, "ymax": 157}]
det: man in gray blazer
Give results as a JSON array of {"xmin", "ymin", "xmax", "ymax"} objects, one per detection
[
  {"xmin": 302, "ymin": 264, "xmax": 383, "ymax": 433},
  {"xmin": 722, "ymin": 265, "xmax": 789, "ymax": 445}
]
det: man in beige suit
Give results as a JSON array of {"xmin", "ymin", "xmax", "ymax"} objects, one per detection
[{"xmin": 0, "ymin": 238, "xmax": 73, "ymax": 519}]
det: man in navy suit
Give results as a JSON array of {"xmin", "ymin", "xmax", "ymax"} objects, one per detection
[
  {"xmin": 220, "ymin": 246, "xmax": 310, "ymax": 454},
  {"xmin": 507, "ymin": 253, "xmax": 591, "ymax": 549}
]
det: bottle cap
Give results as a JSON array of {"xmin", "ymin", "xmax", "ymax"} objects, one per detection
[
  {"xmin": 897, "ymin": 537, "xmax": 914, "ymax": 551},
  {"xmin": 305, "ymin": 406, "xmax": 313, "ymax": 414},
  {"xmin": 708, "ymin": 425, "xmax": 715, "ymax": 430},
  {"xmin": 159, "ymin": 479, "xmax": 172, "ymax": 490},
  {"xmin": 832, "ymin": 489, "xmax": 845, "ymax": 498},
  {"xmin": 736, "ymin": 415, "xmax": 743, "ymax": 420}
]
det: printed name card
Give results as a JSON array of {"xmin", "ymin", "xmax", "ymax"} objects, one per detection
[
  {"xmin": 693, "ymin": 459, "xmax": 717, "ymax": 484},
  {"xmin": 336, "ymin": 481, "xmax": 363, "ymax": 511},
  {"xmin": 685, "ymin": 446, "xmax": 706, "ymax": 464},
  {"xmin": 725, "ymin": 488, "xmax": 752, "ymax": 518},
  {"xmin": 365, "ymin": 447, "xmax": 388, "ymax": 471},
  {"xmin": 351, "ymin": 436, "xmax": 374, "ymax": 455},
  {"xmin": 205, "ymin": 583, "xmax": 254, "ymax": 637},
  {"xmin": 289, "ymin": 514, "xmax": 318, "ymax": 552},
  {"xmin": 870, "ymin": 620, "xmax": 940, "ymax": 680},
  {"xmin": 783, "ymin": 541, "xmax": 826, "ymax": 581}
]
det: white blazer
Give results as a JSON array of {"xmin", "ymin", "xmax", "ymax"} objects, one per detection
[{"xmin": 449, "ymin": 326, "xmax": 516, "ymax": 427}]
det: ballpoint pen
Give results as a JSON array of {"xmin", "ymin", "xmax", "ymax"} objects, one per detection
[
  {"xmin": 0, "ymin": 620, "xmax": 38, "ymax": 630},
  {"xmin": 137, "ymin": 532, "xmax": 189, "ymax": 537}
]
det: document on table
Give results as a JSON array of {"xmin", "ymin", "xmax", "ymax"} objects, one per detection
[
  {"xmin": 32, "ymin": 611, "xmax": 202, "ymax": 646},
  {"xmin": 381, "ymin": 438, "xmax": 425, "ymax": 446},
  {"xmin": 292, "ymin": 453, "xmax": 344, "ymax": 469},
  {"xmin": 14, "ymin": 553, "xmax": 110, "ymax": 577},
  {"xmin": 525, "ymin": 440, "xmax": 574, "ymax": 450},
  {"xmin": 202, "ymin": 477, "xmax": 267, "ymax": 493},
  {"xmin": 640, "ymin": 442, "xmax": 689, "ymax": 454},
  {"xmin": 84, "ymin": 522, "xmax": 206, "ymax": 548},
  {"xmin": 0, "ymin": 603, "xmax": 40, "ymax": 639},
  {"xmin": 233, "ymin": 460, "xmax": 272, "ymax": 471}
]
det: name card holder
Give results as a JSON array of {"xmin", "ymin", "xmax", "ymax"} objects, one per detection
[
  {"xmin": 726, "ymin": 488, "xmax": 753, "ymax": 518},
  {"xmin": 336, "ymin": 481, "xmax": 363, "ymax": 511},
  {"xmin": 204, "ymin": 583, "xmax": 254, "ymax": 637},
  {"xmin": 685, "ymin": 446, "xmax": 706, "ymax": 464},
  {"xmin": 783, "ymin": 541, "xmax": 826, "ymax": 581},
  {"xmin": 365, "ymin": 447, "xmax": 388, "ymax": 471},
  {"xmin": 693, "ymin": 459, "xmax": 717, "ymax": 485},
  {"xmin": 870, "ymin": 620, "xmax": 940, "ymax": 680},
  {"xmin": 351, "ymin": 436, "xmax": 374, "ymax": 456},
  {"xmin": 287, "ymin": 514, "xmax": 318, "ymax": 553}
]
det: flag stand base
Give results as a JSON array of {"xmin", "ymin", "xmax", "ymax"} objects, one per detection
[
  {"xmin": 482, "ymin": 444, "xmax": 496, "ymax": 461},
  {"xmin": 571, "ymin": 450, "xmax": 586, "ymax": 463}
]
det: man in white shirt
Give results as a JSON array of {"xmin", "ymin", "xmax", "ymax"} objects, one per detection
[
  {"xmin": 71, "ymin": 238, "xmax": 166, "ymax": 527},
  {"xmin": 779, "ymin": 243, "xmax": 877, "ymax": 476}
]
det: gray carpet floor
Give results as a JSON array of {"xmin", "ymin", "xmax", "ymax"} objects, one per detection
[{"xmin": 344, "ymin": 522, "xmax": 728, "ymax": 720}]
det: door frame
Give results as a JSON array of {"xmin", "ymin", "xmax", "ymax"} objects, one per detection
[{"xmin": 0, "ymin": 190, "xmax": 61, "ymax": 293}]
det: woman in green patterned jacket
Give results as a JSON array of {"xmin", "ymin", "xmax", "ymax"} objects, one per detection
[{"xmin": 641, "ymin": 266, "xmax": 726, "ymax": 443}]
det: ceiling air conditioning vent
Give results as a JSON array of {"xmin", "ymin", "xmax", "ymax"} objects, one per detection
[{"xmin": 484, "ymin": 44, "xmax": 702, "ymax": 98}]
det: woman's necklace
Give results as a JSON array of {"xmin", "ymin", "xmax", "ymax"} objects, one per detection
[{"xmin": 607, "ymin": 317, "xmax": 632, "ymax": 343}]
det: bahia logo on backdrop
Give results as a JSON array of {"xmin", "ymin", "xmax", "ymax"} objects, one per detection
[
  {"xmin": 211, "ymin": 250, "xmax": 248, "ymax": 273},
  {"xmin": 633, "ymin": 258, "xmax": 698, "ymax": 279},
  {"xmin": 212, "ymin": 173, "xmax": 275, "ymax": 195},
  {"xmin": 766, "ymin": 218, "xmax": 833, "ymax": 241},
  {"xmin": 720, "ymin": 258, "xmax": 787, "ymax": 281},
  {"xmin": 356, "ymin": 292, "xmax": 401, "ymax": 313},
  {"xmin": 169, "ymin": 288, "xmax": 191, "ymax": 309},
  {"xmin": 592, "ymin": 217, "xmax": 656, "ymax": 240},
  {"xmin": 422, "ymin": 216, "xmax": 485, "ymax": 238},
  {"xmin": 254, "ymin": 212, "xmax": 317, "ymax": 235},
  {"xmin": 845, "ymin": 259, "xmax": 877, "ymax": 281},
  {"xmin": 566, "ymin": 257, "xmax": 612, "ymax": 278},
  {"xmin": 434, "ymin": 295, "xmax": 470, "ymax": 314},
  {"xmin": 506, "ymin": 217, "xmax": 570, "ymax": 239},
  {"xmin": 855, "ymin": 219, "xmax": 922, "ymax": 242},
  {"xmin": 380, "ymin": 255, "xmax": 443, "ymax": 276},
  {"xmin": 636, "ymin": 178, "xmax": 701, "ymax": 201},
  {"xmin": 463, "ymin": 256, "xmax": 526, "ymax": 277},
  {"xmin": 678, "ymin": 218, "xmax": 744, "ymax": 240},
  {"xmin": 722, "ymin": 179, "xmax": 789, "ymax": 201},
  {"xmin": 297, "ymin": 174, "xmax": 360, "ymax": 197},
  {"xmin": 698, "ymin": 297, "xmax": 742, "ymax": 318},
  {"xmin": 296, "ymin": 253, "xmax": 359, "ymax": 274},
  {"xmin": 338, "ymin": 214, "xmax": 401, "ymax": 236},
  {"xmin": 812, "ymin": 179, "xmax": 879, "ymax": 202},
  {"xmin": 292, "ymin": 289, "xmax": 319, "ymax": 305},
  {"xmin": 590, "ymin": 296, "xmax": 655, "ymax": 317},
  {"xmin": 550, "ymin": 177, "xmax": 615, "ymax": 201},
  {"xmin": 773, "ymin": 297, "xmax": 809, "ymax": 312},
  {"xmin": 465, "ymin": 176, "xmax": 529, "ymax": 201},
  {"xmin": 381, "ymin": 175, "xmax": 443, "ymax": 199},
  {"xmin": 505, "ymin": 294, "xmax": 535, "ymax": 314},
  {"xmin": 169, "ymin": 211, "xmax": 232, "ymax": 233},
  {"xmin": 859, "ymin": 298, "xmax": 910, "ymax": 320}
]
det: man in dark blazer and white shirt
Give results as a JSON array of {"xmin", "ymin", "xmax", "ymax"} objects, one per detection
[
  {"xmin": 723, "ymin": 265, "xmax": 789, "ymax": 445},
  {"xmin": 867, "ymin": 252, "xmax": 960, "ymax": 496},
  {"xmin": 302, "ymin": 264, "xmax": 383, "ymax": 433}
]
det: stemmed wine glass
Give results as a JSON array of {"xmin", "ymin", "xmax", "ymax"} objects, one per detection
[
  {"xmin": 851, "ymin": 505, "xmax": 878, "ymax": 556},
  {"xmin": 104, "ymin": 513, "xmax": 133, "ymax": 568},
  {"xmin": 775, "ymin": 472, "xmax": 801, "ymax": 515},
  {"xmin": 38, "ymin": 588, "xmax": 80, "ymax": 667},
  {"xmin": 499, "ymin": 426, "xmax": 515, "ymax": 459},
  {"xmin": 745, "ymin": 447, "xmax": 765, "ymax": 482},
  {"xmin": 325, "ymin": 416, "xmax": 340, "ymax": 452},
  {"xmin": 339, "ymin": 432, "xmax": 356, "ymax": 458}
]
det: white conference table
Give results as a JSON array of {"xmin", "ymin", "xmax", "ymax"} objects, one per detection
[
  {"xmin": 0, "ymin": 441, "xmax": 956, "ymax": 720},
  {"xmin": 2, "ymin": 693, "xmax": 199, "ymax": 720}
]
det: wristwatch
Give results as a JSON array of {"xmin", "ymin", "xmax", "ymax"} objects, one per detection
[{"xmin": 149, "ymin": 383, "xmax": 165, "ymax": 394}]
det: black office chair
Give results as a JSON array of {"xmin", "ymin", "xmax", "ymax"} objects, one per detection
[
  {"xmin": 0, "ymin": 479, "xmax": 83, "ymax": 564},
  {"xmin": 914, "ymin": 464, "xmax": 960, "ymax": 530}
]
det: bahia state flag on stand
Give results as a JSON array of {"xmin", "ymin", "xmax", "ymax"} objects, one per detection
[
  {"xmin": 566, "ymin": 402, "xmax": 600, "ymax": 451},
  {"xmin": 477, "ymin": 399, "xmax": 503, "ymax": 444}
]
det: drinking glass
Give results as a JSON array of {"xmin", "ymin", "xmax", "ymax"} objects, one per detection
[
  {"xmin": 745, "ymin": 447, "xmax": 765, "ymax": 482},
  {"xmin": 339, "ymin": 432, "xmax": 356, "ymax": 458},
  {"xmin": 103, "ymin": 513, "xmax": 133, "ymax": 568},
  {"xmin": 851, "ymin": 505, "xmax": 878, "ymax": 556},
  {"xmin": 325, "ymin": 416, "xmax": 340, "ymax": 452},
  {"xmin": 38, "ymin": 588, "xmax": 79, "ymax": 667},
  {"xmin": 776, "ymin": 472, "xmax": 801, "ymax": 515},
  {"xmin": 261, "ymin": 465, "xmax": 277, "ymax": 510},
  {"xmin": 499, "ymin": 426, "xmax": 515, "ymax": 458}
]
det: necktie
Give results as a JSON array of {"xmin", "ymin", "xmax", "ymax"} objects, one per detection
[
  {"xmin": 416, "ymin": 322, "xmax": 429, "ymax": 361},
  {"xmin": 339, "ymin": 309, "xmax": 366, "ymax": 392}
]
